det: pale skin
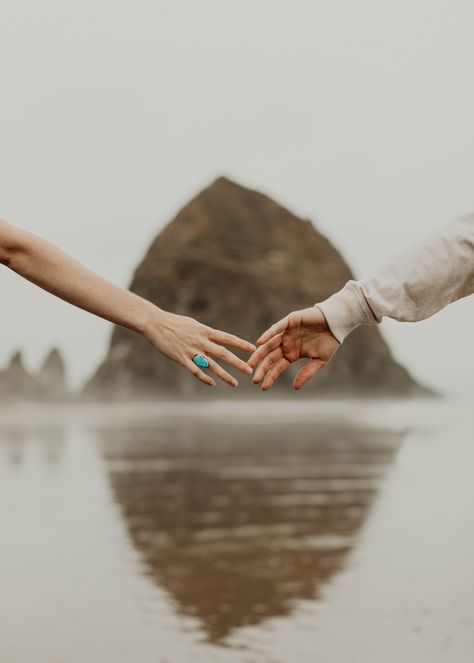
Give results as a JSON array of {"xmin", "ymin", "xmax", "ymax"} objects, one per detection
[
  {"xmin": 0, "ymin": 219, "xmax": 255, "ymax": 387},
  {"xmin": 248, "ymin": 307, "xmax": 340, "ymax": 391}
]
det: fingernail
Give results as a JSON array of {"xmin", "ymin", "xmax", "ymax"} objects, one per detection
[
  {"xmin": 246, "ymin": 366, "xmax": 253, "ymax": 374},
  {"xmin": 233, "ymin": 380, "xmax": 238, "ymax": 387}
]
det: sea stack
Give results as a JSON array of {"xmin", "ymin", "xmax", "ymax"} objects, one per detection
[
  {"xmin": 0, "ymin": 347, "xmax": 69, "ymax": 401},
  {"xmin": 37, "ymin": 348, "xmax": 68, "ymax": 400},
  {"xmin": 0, "ymin": 351, "xmax": 37, "ymax": 399},
  {"xmin": 85, "ymin": 177, "xmax": 424, "ymax": 398}
]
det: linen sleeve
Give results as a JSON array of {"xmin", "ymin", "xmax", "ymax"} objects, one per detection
[{"xmin": 317, "ymin": 214, "xmax": 474, "ymax": 344}]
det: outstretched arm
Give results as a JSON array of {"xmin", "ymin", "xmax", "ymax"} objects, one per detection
[
  {"xmin": 0, "ymin": 219, "xmax": 255, "ymax": 387},
  {"xmin": 250, "ymin": 214, "xmax": 474, "ymax": 390}
]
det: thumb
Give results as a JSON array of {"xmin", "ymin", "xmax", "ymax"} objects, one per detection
[{"xmin": 293, "ymin": 358, "xmax": 325, "ymax": 390}]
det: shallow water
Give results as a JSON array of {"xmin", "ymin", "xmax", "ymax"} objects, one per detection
[{"xmin": 0, "ymin": 398, "xmax": 473, "ymax": 662}]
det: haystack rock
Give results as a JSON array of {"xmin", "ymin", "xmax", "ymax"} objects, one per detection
[{"xmin": 85, "ymin": 177, "xmax": 425, "ymax": 398}]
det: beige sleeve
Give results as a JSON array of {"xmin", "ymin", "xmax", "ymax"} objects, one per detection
[{"xmin": 317, "ymin": 214, "xmax": 474, "ymax": 343}]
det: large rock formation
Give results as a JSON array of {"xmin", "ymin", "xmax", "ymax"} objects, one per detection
[{"xmin": 86, "ymin": 177, "xmax": 425, "ymax": 398}]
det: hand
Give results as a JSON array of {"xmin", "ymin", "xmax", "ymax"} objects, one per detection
[
  {"xmin": 248, "ymin": 307, "xmax": 340, "ymax": 391},
  {"xmin": 144, "ymin": 308, "xmax": 256, "ymax": 388}
]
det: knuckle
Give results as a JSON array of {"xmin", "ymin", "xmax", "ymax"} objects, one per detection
[{"xmin": 214, "ymin": 347, "xmax": 226, "ymax": 360}]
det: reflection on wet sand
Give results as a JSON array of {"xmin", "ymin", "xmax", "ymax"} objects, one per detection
[
  {"xmin": 0, "ymin": 426, "xmax": 65, "ymax": 466},
  {"xmin": 99, "ymin": 417, "xmax": 404, "ymax": 643}
]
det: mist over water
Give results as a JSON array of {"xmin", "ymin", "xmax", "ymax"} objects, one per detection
[{"xmin": 0, "ymin": 398, "xmax": 473, "ymax": 663}]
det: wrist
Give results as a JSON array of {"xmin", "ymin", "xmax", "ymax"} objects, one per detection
[
  {"xmin": 134, "ymin": 297, "xmax": 166, "ymax": 337},
  {"xmin": 316, "ymin": 281, "xmax": 371, "ymax": 343}
]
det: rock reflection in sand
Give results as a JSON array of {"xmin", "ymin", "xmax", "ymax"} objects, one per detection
[
  {"xmin": 99, "ymin": 416, "xmax": 404, "ymax": 642},
  {"xmin": 0, "ymin": 425, "xmax": 65, "ymax": 466}
]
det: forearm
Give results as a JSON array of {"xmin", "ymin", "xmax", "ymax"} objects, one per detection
[
  {"xmin": 1, "ymin": 221, "xmax": 158, "ymax": 334},
  {"xmin": 318, "ymin": 214, "xmax": 474, "ymax": 343}
]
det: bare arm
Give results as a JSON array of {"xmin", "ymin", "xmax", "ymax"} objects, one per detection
[
  {"xmin": 0, "ymin": 219, "xmax": 255, "ymax": 387},
  {"xmin": 0, "ymin": 219, "xmax": 156, "ymax": 333}
]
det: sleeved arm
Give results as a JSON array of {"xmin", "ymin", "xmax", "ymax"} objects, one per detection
[{"xmin": 317, "ymin": 214, "xmax": 474, "ymax": 343}]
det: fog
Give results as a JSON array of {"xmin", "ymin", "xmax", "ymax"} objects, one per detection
[{"xmin": 1, "ymin": 0, "xmax": 473, "ymax": 392}]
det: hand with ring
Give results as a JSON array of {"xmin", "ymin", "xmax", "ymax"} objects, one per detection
[
  {"xmin": 143, "ymin": 307, "xmax": 255, "ymax": 388},
  {"xmin": 0, "ymin": 218, "xmax": 255, "ymax": 388}
]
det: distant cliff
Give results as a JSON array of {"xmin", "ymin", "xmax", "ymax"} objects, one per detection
[
  {"xmin": 0, "ymin": 348, "xmax": 68, "ymax": 401},
  {"xmin": 85, "ymin": 177, "xmax": 426, "ymax": 398}
]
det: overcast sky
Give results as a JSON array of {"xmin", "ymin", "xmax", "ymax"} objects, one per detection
[{"xmin": 1, "ymin": 0, "xmax": 473, "ymax": 394}]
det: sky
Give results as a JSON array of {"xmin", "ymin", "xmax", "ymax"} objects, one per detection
[{"xmin": 0, "ymin": 0, "xmax": 473, "ymax": 394}]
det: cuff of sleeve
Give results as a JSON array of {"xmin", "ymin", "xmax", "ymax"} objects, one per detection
[{"xmin": 316, "ymin": 281, "xmax": 376, "ymax": 343}]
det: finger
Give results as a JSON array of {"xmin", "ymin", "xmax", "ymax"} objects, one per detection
[
  {"xmin": 261, "ymin": 358, "xmax": 290, "ymax": 391},
  {"xmin": 247, "ymin": 333, "xmax": 283, "ymax": 369},
  {"xmin": 293, "ymin": 359, "xmax": 325, "ymax": 390},
  {"xmin": 257, "ymin": 317, "xmax": 289, "ymax": 345},
  {"xmin": 209, "ymin": 329, "xmax": 256, "ymax": 354},
  {"xmin": 185, "ymin": 360, "xmax": 216, "ymax": 387},
  {"xmin": 207, "ymin": 344, "xmax": 254, "ymax": 376},
  {"xmin": 252, "ymin": 347, "xmax": 283, "ymax": 384},
  {"xmin": 208, "ymin": 359, "xmax": 239, "ymax": 388}
]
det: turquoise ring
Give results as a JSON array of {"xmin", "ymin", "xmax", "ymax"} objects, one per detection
[{"xmin": 193, "ymin": 353, "xmax": 210, "ymax": 369}]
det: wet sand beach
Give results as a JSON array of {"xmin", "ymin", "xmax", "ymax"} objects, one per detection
[{"xmin": 0, "ymin": 398, "xmax": 473, "ymax": 662}]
